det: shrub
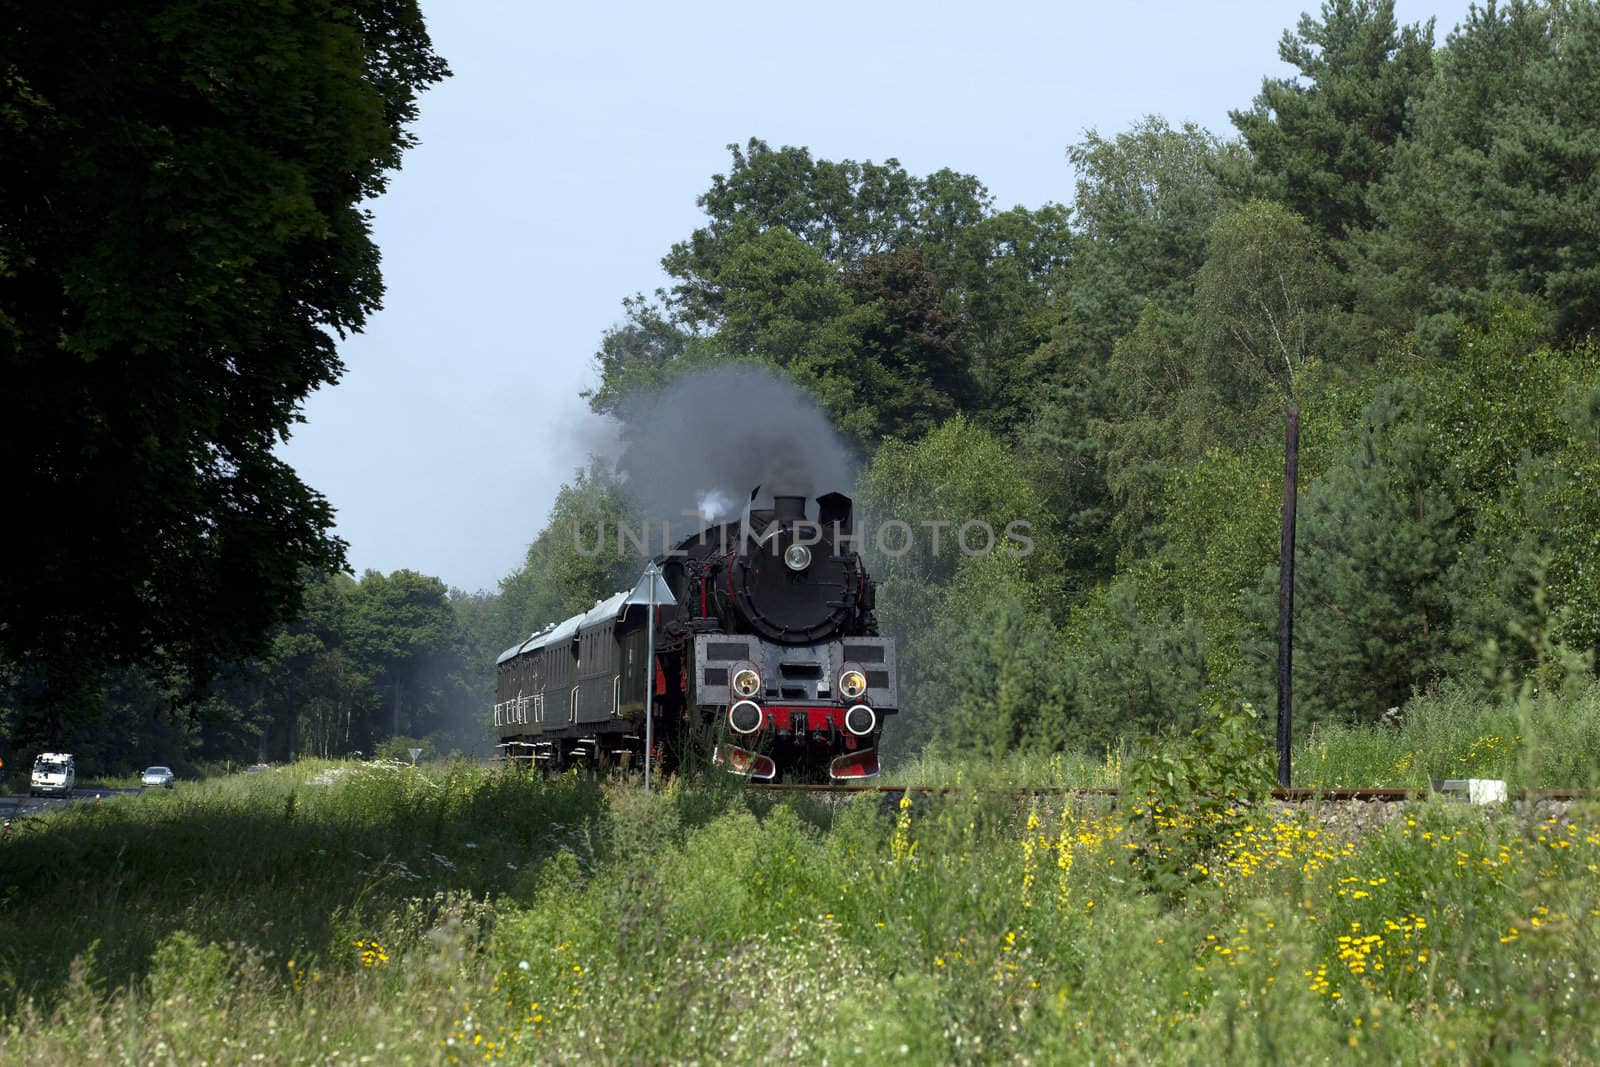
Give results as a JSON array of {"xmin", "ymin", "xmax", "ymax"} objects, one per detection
[{"xmin": 1123, "ymin": 702, "xmax": 1272, "ymax": 898}]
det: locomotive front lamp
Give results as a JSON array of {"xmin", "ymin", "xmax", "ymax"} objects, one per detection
[
  {"xmin": 844, "ymin": 704, "xmax": 877, "ymax": 737},
  {"xmin": 783, "ymin": 543, "xmax": 812, "ymax": 571},
  {"xmin": 732, "ymin": 667, "xmax": 762, "ymax": 698},
  {"xmin": 839, "ymin": 669, "xmax": 867, "ymax": 700},
  {"xmin": 729, "ymin": 700, "xmax": 764, "ymax": 735}
]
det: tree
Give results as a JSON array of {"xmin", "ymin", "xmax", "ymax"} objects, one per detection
[
  {"xmin": 939, "ymin": 204, "xmax": 1073, "ymax": 426},
  {"xmin": 898, "ymin": 552, "xmax": 1077, "ymax": 762},
  {"xmin": 1058, "ymin": 116, "xmax": 1231, "ymax": 358},
  {"xmin": 854, "ymin": 416, "xmax": 1063, "ymax": 608},
  {"xmin": 1021, "ymin": 118, "xmax": 1234, "ymax": 576},
  {"xmin": 346, "ymin": 570, "xmax": 459, "ymax": 747},
  {"xmin": 1064, "ymin": 577, "xmax": 1212, "ymax": 748},
  {"xmin": 842, "ymin": 248, "xmax": 974, "ymax": 438},
  {"xmin": 586, "ymin": 139, "xmax": 1070, "ymax": 442},
  {"xmin": 497, "ymin": 464, "xmax": 643, "ymax": 644},
  {"xmin": 1229, "ymin": 0, "xmax": 1434, "ymax": 240},
  {"xmin": 1356, "ymin": 0, "xmax": 1600, "ymax": 348},
  {"xmin": 0, "ymin": 5, "xmax": 449, "ymax": 694},
  {"xmin": 1194, "ymin": 200, "xmax": 1338, "ymax": 404},
  {"xmin": 659, "ymin": 140, "xmax": 938, "ymax": 329},
  {"xmin": 1271, "ymin": 383, "xmax": 1464, "ymax": 722},
  {"xmin": 1418, "ymin": 323, "xmax": 1600, "ymax": 664}
]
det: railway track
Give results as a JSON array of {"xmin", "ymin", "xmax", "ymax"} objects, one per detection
[{"xmin": 760, "ymin": 783, "xmax": 1593, "ymax": 801}]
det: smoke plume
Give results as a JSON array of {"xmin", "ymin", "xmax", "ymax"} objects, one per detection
[{"xmin": 612, "ymin": 364, "xmax": 857, "ymax": 533}]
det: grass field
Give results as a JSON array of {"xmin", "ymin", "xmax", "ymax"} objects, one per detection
[{"xmin": 2, "ymin": 685, "xmax": 1599, "ymax": 1063}]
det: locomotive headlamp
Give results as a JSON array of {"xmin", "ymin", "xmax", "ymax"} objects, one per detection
[
  {"xmin": 783, "ymin": 543, "xmax": 812, "ymax": 571},
  {"xmin": 839, "ymin": 668, "xmax": 867, "ymax": 700},
  {"xmin": 844, "ymin": 704, "xmax": 877, "ymax": 737},
  {"xmin": 732, "ymin": 667, "xmax": 762, "ymax": 699},
  {"xmin": 728, "ymin": 700, "xmax": 764, "ymax": 735}
]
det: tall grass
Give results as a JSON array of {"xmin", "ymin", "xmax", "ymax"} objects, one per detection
[
  {"xmin": 887, "ymin": 746, "xmax": 1125, "ymax": 790},
  {"xmin": 888, "ymin": 680, "xmax": 1600, "ymax": 792},
  {"xmin": 2, "ymin": 701, "xmax": 1599, "ymax": 1063},
  {"xmin": 1298, "ymin": 679, "xmax": 1600, "ymax": 790},
  {"xmin": 0, "ymin": 760, "xmax": 607, "ymax": 1008}
]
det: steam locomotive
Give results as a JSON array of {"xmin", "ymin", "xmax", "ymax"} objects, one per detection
[{"xmin": 492, "ymin": 492, "xmax": 897, "ymax": 781}]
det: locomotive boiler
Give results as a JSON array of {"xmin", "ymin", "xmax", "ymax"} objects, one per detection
[{"xmin": 492, "ymin": 491, "xmax": 897, "ymax": 781}]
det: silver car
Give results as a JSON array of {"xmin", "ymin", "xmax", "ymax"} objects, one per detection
[{"xmin": 141, "ymin": 766, "xmax": 175, "ymax": 789}]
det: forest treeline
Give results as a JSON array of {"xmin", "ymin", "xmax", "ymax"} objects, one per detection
[
  {"xmin": 5, "ymin": 0, "xmax": 1597, "ymax": 774},
  {"xmin": 507, "ymin": 0, "xmax": 1600, "ymax": 761}
]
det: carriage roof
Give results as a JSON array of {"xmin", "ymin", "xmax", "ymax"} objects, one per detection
[{"xmin": 496, "ymin": 588, "xmax": 631, "ymax": 666}]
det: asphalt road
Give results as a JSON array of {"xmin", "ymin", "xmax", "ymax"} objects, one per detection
[{"xmin": 0, "ymin": 786, "xmax": 143, "ymax": 819}]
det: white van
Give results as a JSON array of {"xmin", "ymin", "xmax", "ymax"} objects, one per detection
[{"xmin": 30, "ymin": 753, "xmax": 76, "ymax": 797}]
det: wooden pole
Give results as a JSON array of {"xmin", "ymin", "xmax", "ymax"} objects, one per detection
[{"xmin": 1277, "ymin": 406, "xmax": 1300, "ymax": 788}]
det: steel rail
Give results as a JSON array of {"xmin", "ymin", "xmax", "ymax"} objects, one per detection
[{"xmin": 757, "ymin": 783, "xmax": 1592, "ymax": 801}]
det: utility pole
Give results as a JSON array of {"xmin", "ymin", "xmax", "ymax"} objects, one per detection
[{"xmin": 1277, "ymin": 406, "xmax": 1300, "ymax": 788}]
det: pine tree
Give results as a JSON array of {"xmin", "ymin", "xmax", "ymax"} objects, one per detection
[
  {"xmin": 1286, "ymin": 384, "xmax": 1464, "ymax": 721},
  {"xmin": 1230, "ymin": 0, "xmax": 1434, "ymax": 240}
]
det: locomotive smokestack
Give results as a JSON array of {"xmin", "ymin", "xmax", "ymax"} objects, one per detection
[
  {"xmin": 772, "ymin": 495, "xmax": 807, "ymax": 522},
  {"xmin": 817, "ymin": 492, "xmax": 852, "ymax": 533}
]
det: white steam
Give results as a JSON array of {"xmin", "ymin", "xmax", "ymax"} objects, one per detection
[{"xmin": 613, "ymin": 364, "xmax": 857, "ymax": 538}]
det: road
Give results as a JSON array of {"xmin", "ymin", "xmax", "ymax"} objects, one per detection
[{"xmin": 0, "ymin": 786, "xmax": 143, "ymax": 819}]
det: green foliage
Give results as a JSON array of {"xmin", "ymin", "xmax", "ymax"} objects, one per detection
[
  {"xmin": 1090, "ymin": 191, "xmax": 1336, "ymax": 568},
  {"xmin": 1015, "ymin": 380, "xmax": 1118, "ymax": 586},
  {"xmin": 857, "ymin": 416, "xmax": 1062, "ymax": 600},
  {"xmin": 1031, "ymin": 118, "xmax": 1239, "ymax": 570},
  {"xmin": 1129, "ymin": 366, "xmax": 1366, "ymax": 697},
  {"xmin": 1064, "ymin": 117, "xmax": 1233, "ymax": 321},
  {"xmin": 1422, "ymin": 326, "xmax": 1600, "ymax": 659},
  {"xmin": 1251, "ymin": 322, "xmax": 1600, "ymax": 727},
  {"xmin": 1065, "ymin": 578, "xmax": 1212, "ymax": 748},
  {"xmin": 1137, "ymin": 447, "xmax": 1282, "ymax": 684},
  {"xmin": 587, "ymin": 138, "xmax": 1070, "ymax": 441},
  {"xmin": 0, "ymin": 564, "xmax": 502, "ymax": 775},
  {"xmin": 0, "ymin": 3, "xmax": 448, "ymax": 692},
  {"xmin": 1042, "ymin": 116, "xmax": 1233, "ymax": 382},
  {"xmin": 373, "ymin": 735, "xmax": 432, "ymax": 763},
  {"xmin": 145, "ymin": 931, "xmax": 231, "ymax": 1007},
  {"xmin": 895, "ymin": 554, "xmax": 1077, "ymax": 762},
  {"xmin": 1355, "ymin": 0, "xmax": 1600, "ymax": 348},
  {"xmin": 495, "ymin": 463, "xmax": 642, "ymax": 642},
  {"xmin": 0, "ymin": 762, "xmax": 602, "ymax": 1023},
  {"xmin": 1297, "ymin": 677, "xmax": 1600, "ymax": 789},
  {"xmin": 1194, "ymin": 200, "xmax": 1340, "ymax": 402},
  {"xmin": 841, "ymin": 247, "xmax": 976, "ymax": 438},
  {"xmin": 857, "ymin": 418, "xmax": 1078, "ymax": 757},
  {"xmin": 1229, "ymin": 0, "xmax": 1435, "ymax": 239},
  {"xmin": 17, "ymin": 755, "xmax": 1600, "ymax": 1062},
  {"xmin": 233, "ymin": 568, "xmax": 485, "ymax": 763},
  {"xmin": 1275, "ymin": 382, "xmax": 1465, "ymax": 722},
  {"xmin": 1124, "ymin": 702, "xmax": 1273, "ymax": 898}
]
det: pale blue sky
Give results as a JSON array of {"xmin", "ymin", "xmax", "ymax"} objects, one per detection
[{"xmin": 278, "ymin": 0, "xmax": 1471, "ymax": 593}]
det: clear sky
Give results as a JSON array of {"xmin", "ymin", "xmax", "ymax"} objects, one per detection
[{"xmin": 277, "ymin": 0, "xmax": 1472, "ymax": 594}]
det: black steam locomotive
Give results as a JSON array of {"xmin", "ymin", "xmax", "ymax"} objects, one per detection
[{"xmin": 492, "ymin": 492, "xmax": 897, "ymax": 781}]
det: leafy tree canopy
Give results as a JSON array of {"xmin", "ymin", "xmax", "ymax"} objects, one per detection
[
  {"xmin": 0, "ymin": 4, "xmax": 448, "ymax": 687},
  {"xmin": 1229, "ymin": 0, "xmax": 1434, "ymax": 239},
  {"xmin": 586, "ymin": 139, "xmax": 1071, "ymax": 441},
  {"xmin": 496, "ymin": 464, "xmax": 643, "ymax": 645},
  {"xmin": 1356, "ymin": 0, "xmax": 1600, "ymax": 349}
]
